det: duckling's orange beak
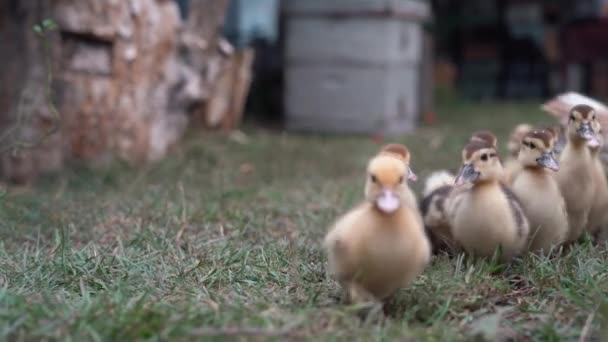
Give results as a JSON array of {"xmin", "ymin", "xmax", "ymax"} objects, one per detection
[{"xmin": 376, "ymin": 189, "xmax": 400, "ymax": 214}]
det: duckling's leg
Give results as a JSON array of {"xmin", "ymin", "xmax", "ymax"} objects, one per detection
[
  {"xmin": 432, "ymin": 226, "xmax": 460, "ymax": 255},
  {"xmin": 596, "ymin": 227, "xmax": 608, "ymax": 248},
  {"xmin": 567, "ymin": 211, "xmax": 590, "ymax": 244},
  {"xmin": 348, "ymin": 283, "xmax": 378, "ymax": 304},
  {"xmin": 592, "ymin": 216, "xmax": 608, "ymax": 246}
]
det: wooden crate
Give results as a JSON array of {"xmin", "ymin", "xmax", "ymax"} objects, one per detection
[{"xmin": 283, "ymin": 0, "xmax": 430, "ymax": 135}]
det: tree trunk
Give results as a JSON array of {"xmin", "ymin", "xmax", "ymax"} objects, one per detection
[{"xmin": 0, "ymin": 0, "xmax": 233, "ymax": 183}]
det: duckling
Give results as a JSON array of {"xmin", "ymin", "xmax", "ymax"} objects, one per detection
[
  {"xmin": 470, "ymin": 130, "xmax": 498, "ymax": 147},
  {"xmin": 470, "ymin": 129, "xmax": 520, "ymax": 184},
  {"xmin": 541, "ymin": 91, "xmax": 607, "ymax": 156},
  {"xmin": 503, "ymin": 124, "xmax": 533, "ymax": 184},
  {"xmin": 511, "ymin": 129, "xmax": 568, "ymax": 253},
  {"xmin": 555, "ymin": 104, "xmax": 601, "ymax": 243},
  {"xmin": 586, "ymin": 123, "xmax": 608, "ymax": 242},
  {"xmin": 420, "ymin": 170, "xmax": 457, "ymax": 253},
  {"xmin": 420, "ymin": 131, "xmax": 498, "ymax": 254},
  {"xmin": 324, "ymin": 144, "xmax": 431, "ymax": 303},
  {"xmin": 446, "ymin": 141, "xmax": 530, "ymax": 262},
  {"xmin": 382, "ymin": 144, "xmax": 419, "ymax": 211}
]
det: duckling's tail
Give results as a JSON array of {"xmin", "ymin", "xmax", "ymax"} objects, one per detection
[
  {"xmin": 507, "ymin": 123, "xmax": 533, "ymax": 157},
  {"xmin": 423, "ymin": 170, "xmax": 455, "ymax": 197}
]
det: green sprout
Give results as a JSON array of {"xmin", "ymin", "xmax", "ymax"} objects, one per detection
[{"xmin": 1, "ymin": 19, "xmax": 62, "ymax": 156}]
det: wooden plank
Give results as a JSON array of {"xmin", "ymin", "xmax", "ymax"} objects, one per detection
[
  {"xmin": 223, "ymin": 49, "xmax": 255, "ymax": 131},
  {"xmin": 206, "ymin": 48, "xmax": 255, "ymax": 131}
]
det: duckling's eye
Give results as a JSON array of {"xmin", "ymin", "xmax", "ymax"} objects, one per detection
[
  {"xmin": 592, "ymin": 114, "xmax": 596, "ymax": 120},
  {"xmin": 398, "ymin": 176, "xmax": 404, "ymax": 184},
  {"xmin": 370, "ymin": 174, "xmax": 377, "ymax": 183},
  {"xmin": 480, "ymin": 154, "xmax": 488, "ymax": 161},
  {"xmin": 569, "ymin": 114, "xmax": 575, "ymax": 122},
  {"xmin": 529, "ymin": 143, "xmax": 536, "ymax": 149}
]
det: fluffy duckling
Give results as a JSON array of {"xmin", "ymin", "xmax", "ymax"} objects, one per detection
[
  {"xmin": 503, "ymin": 123, "xmax": 533, "ymax": 184},
  {"xmin": 421, "ymin": 170, "xmax": 457, "ymax": 253},
  {"xmin": 470, "ymin": 130, "xmax": 518, "ymax": 184},
  {"xmin": 555, "ymin": 104, "xmax": 601, "ymax": 244},
  {"xmin": 324, "ymin": 144, "xmax": 431, "ymax": 303},
  {"xmin": 383, "ymin": 144, "xmax": 419, "ymax": 211},
  {"xmin": 586, "ymin": 122, "xmax": 608, "ymax": 242},
  {"xmin": 421, "ymin": 131, "xmax": 498, "ymax": 254},
  {"xmin": 511, "ymin": 129, "xmax": 568, "ymax": 253},
  {"xmin": 447, "ymin": 141, "xmax": 530, "ymax": 262}
]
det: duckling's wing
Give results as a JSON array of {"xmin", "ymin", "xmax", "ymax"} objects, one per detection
[
  {"xmin": 559, "ymin": 193, "xmax": 568, "ymax": 223},
  {"xmin": 420, "ymin": 185, "xmax": 456, "ymax": 252},
  {"xmin": 420, "ymin": 185, "xmax": 452, "ymax": 225},
  {"xmin": 500, "ymin": 184, "xmax": 530, "ymax": 240},
  {"xmin": 444, "ymin": 183, "xmax": 470, "ymax": 216},
  {"xmin": 423, "ymin": 171, "xmax": 455, "ymax": 197}
]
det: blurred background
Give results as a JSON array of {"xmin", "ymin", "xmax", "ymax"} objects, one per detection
[{"xmin": 2, "ymin": 0, "xmax": 608, "ymax": 183}]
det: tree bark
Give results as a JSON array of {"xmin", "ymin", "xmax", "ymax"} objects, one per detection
[{"xmin": 0, "ymin": 0, "xmax": 233, "ymax": 183}]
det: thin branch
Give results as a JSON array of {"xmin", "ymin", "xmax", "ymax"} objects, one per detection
[
  {"xmin": 188, "ymin": 320, "xmax": 302, "ymax": 338},
  {"xmin": 579, "ymin": 310, "xmax": 596, "ymax": 342}
]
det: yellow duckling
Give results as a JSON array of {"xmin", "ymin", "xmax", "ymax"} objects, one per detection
[
  {"xmin": 511, "ymin": 129, "xmax": 568, "ymax": 253},
  {"xmin": 586, "ymin": 121, "xmax": 608, "ymax": 243},
  {"xmin": 324, "ymin": 144, "xmax": 431, "ymax": 303},
  {"xmin": 555, "ymin": 104, "xmax": 601, "ymax": 244},
  {"xmin": 447, "ymin": 140, "xmax": 530, "ymax": 262},
  {"xmin": 421, "ymin": 170, "xmax": 457, "ymax": 254},
  {"xmin": 383, "ymin": 144, "xmax": 419, "ymax": 211},
  {"xmin": 421, "ymin": 131, "xmax": 498, "ymax": 254}
]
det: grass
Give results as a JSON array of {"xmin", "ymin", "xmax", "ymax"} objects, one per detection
[{"xmin": 1, "ymin": 99, "xmax": 608, "ymax": 341}]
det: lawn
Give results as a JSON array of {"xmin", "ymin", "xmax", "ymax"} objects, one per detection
[{"xmin": 1, "ymin": 100, "xmax": 607, "ymax": 341}]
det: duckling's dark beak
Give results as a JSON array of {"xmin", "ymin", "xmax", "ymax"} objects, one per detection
[
  {"xmin": 578, "ymin": 123, "xmax": 594, "ymax": 140},
  {"xmin": 553, "ymin": 141, "xmax": 565, "ymax": 155},
  {"xmin": 408, "ymin": 167, "xmax": 417, "ymax": 182},
  {"xmin": 454, "ymin": 164, "xmax": 479, "ymax": 185},
  {"xmin": 536, "ymin": 152, "xmax": 559, "ymax": 171}
]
